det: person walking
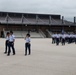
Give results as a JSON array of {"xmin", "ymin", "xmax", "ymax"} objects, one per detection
[
  {"xmin": 61, "ymin": 34, "xmax": 66, "ymax": 45},
  {"xmin": 4, "ymin": 32, "xmax": 10, "ymax": 54},
  {"xmin": 56, "ymin": 33, "xmax": 60, "ymax": 45},
  {"xmin": 7, "ymin": 31, "xmax": 15, "ymax": 56},
  {"xmin": 25, "ymin": 34, "xmax": 31, "ymax": 56}
]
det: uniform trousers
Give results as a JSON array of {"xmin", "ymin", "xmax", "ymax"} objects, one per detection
[
  {"xmin": 56, "ymin": 38, "xmax": 59, "ymax": 45},
  {"xmin": 25, "ymin": 43, "xmax": 31, "ymax": 55},
  {"xmin": 52, "ymin": 38, "xmax": 55, "ymax": 44},
  {"xmin": 8, "ymin": 42, "xmax": 15, "ymax": 55},
  {"xmin": 62, "ymin": 38, "xmax": 65, "ymax": 45},
  {"xmin": 5, "ymin": 40, "xmax": 9, "ymax": 53}
]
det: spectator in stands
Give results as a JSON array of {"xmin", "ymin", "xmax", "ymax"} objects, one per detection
[
  {"xmin": 7, "ymin": 31, "xmax": 15, "ymax": 56},
  {"xmin": 4, "ymin": 32, "xmax": 10, "ymax": 54},
  {"xmin": 25, "ymin": 34, "xmax": 31, "ymax": 56}
]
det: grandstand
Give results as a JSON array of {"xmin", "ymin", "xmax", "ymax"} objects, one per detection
[
  {"xmin": 4, "ymin": 30, "xmax": 45, "ymax": 38},
  {"xmin": 0, "ymin": 11, "xmax": 76, "ymax": 38}
]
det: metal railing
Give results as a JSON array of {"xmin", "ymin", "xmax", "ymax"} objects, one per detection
[
  {"xmin": 39, "ymin": 29, "xmax": 46, "ymax": 38},
  {"xmin": 46, "ymin": 29, "xmax": 52, "ymax": 38}
]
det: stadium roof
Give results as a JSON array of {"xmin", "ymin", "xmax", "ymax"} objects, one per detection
[
  {"xmin": 0, "ymin": 11, "xmax": 75, "ymax": 26},
  {"xmin": 0, "ymin": 11, "xmax": 61, "ymax": 16}
]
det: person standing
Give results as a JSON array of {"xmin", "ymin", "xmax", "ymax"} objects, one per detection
[
  {"xmin": 68, "ymin": 34, "xmax": 71, "ymax": 44},
  {"xmin": 61, "ymin": 34, "xmax": 66, "ymax": 45},
  {"xmin": 7, "ymin": 31, "xmax": 15, "ymax": 56},
  {"xmin": 74, "ymin": 33, "xmax": 76, "ymax": 44},
  {"xmin": 56, "ymin": 33, "xmax": 60, "ymax": 45},
  {"xmin": 25, "ymin": 34, "xmax": 31, "ymax": 56},
  {"xmin": 4, "ymin": 32, "xmax": 10, "ymax": 54},
  {"xmin": 52, "ymin": 33, "xmax": 55, "ymax": 44}
]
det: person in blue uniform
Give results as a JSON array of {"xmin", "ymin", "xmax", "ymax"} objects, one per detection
[
  {"xmin": 25, "ymin": 34, "xmax": 31, "ymax": 56},
  {"xmin": 4, "ymin": 32, "xmax": 10, "ymax": 54},
  {"xmin": 7, "ymin": 31, "xmax": 15, "ymax": 56}
]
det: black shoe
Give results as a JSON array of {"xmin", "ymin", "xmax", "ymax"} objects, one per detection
[
  {"xmin": 13, "ymin": 53, "xmax": 15, "ymax": 55},
  {"xmin": 25, "ymin": 54, "xmax": 27, "ymax": 56},
  {"xmin": 28, "ymin": 54, "xmax": 31, "ymax": 55},
  {"xmin": 4, "ymin": 52, "xmax": 7, "ymax": 54},
  {"xmin": 7, "ymin": 54, "xmax": 10, "ymax": 56}
]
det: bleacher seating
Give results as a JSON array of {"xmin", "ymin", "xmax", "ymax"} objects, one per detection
[
  {"xmin": 36, "ymin": 18, "xmax": 49, "ymax": 24},
  {"xmin": 0, "ymin": 14, "xmax": 73, "ymax": 25},
  {"xmin": 4, "ymin": 31, "xmax": 44, "ymax": 38},
  {"xmin": 51, "ymin": 19, "xmax": 62, "ymax": 25},
  {"xmin": 0, "ymin": 16, "xmax": 6, "ymax": 23},
  {"xmin": 23, "ymin": 18, "xmax": 36, "ymax": 24},
  {"xmin": 8, "ymin": 17, "xmax": 22, "ymax": 23}
]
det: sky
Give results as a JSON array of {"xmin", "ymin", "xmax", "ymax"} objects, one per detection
[{"xmin": 0, "ymin": 0, "xmax": 76, "ymax": 22}]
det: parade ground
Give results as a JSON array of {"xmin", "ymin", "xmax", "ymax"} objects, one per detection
[{"xmin": 0, "ymin": 38, "xmax": 76, "ymax": 75}]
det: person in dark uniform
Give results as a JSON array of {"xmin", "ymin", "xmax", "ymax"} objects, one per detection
[
  {"xmin": 74, "ymin": 34, "xmax": 76, "ymax": 44},
  {"xmin": 68, "ymin": 34, "xmax": 71, "ymax": 44},
  {"xmin": 52, "ymin": 33, "xmax": 55, "ymax": 44},
  {"xmin": 7, "ymin": 31, "xmax": 15, "ymax": 56},
  {"xmin": 4, "ymin": 32, "xmax": 10, "ymax": 54},
  {"xmin": 25, "ymin": 34, "xmax": 31, "ymax": 56},
  {"xmin": 56, "ymin": 33, "xmax": 60, "ymax": 45},
  {"xmin": 61, "ymin": 34, "xmax": 66, "ymax": 45}
]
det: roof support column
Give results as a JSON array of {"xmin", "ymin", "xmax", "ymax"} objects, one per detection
[
  {"xmin": 22, "ymin": 14, "xmax": 24, "ymax": 23},
  {"xmin": 62, "ymin": 16, "xmax": 64, "ymax": 24},
  {"xmin": 49, "ymin": 15, "xmax": 51, "ymax": 25},
  {"xmin": 74, "ymin": 17, "xmax": 76, "ymax": 24},
  {"xmin": 36, "ymin": 15, "xmax": 38, "ymax": 24}
]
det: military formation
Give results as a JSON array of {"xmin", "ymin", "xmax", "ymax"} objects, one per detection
[{"xmin": 52, "ymin": 33, "xmax": 76, "ymax": 45}]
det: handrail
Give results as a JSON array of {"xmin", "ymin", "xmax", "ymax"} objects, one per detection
[
  {"xmin": 39, "ymin": 29, "xmax": 46, "ymax": 38},
  {"xmin": 46, "ymin": 29, "xmax": 52, "ymax": 38}
]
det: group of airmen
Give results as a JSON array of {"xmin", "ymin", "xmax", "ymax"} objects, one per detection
[
  {"xmin": 4, "ymin": 31, "xmax": 15, "ymax": 56},
  {"xmin": 52, "ymin": 33, "xmax": 76, "ymax": 45},
  {"xmin": 4, "ymin": 30, "xmax": 76, "ymax": 56},
  {"xmin": 4, "ymin": 31, "xmax": 31, "ymax": 56}
]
